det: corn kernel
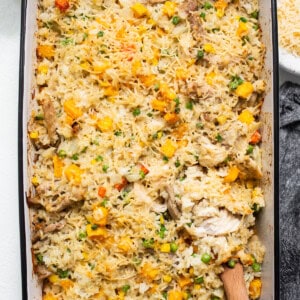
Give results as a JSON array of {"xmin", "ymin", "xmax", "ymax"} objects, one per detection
[
  {"xmin": 60, "ymin": 279, "xmax": 74, "ymax": 289},
  {"xmin": 118, "ymin": 237, "xmax": 132, "ymax": 252},
  {"xmin": 160, "ymin": 243, "xmax": 171, "ymax": 253},
  {"xmin": 103, "ymin": 86, "xmax": 118, "ymax": 97},
  {"xmin": 160, "ymin": 83, "xmax": 176, "ymax": 101},
  {"xmin": 168, "ymin": 290, "xmax": 183, "ymax": 300},
  {"xmin": 194, "ymin": 284, "xmax": 201, "ymax": 290},
  {"xmin": 97, "ymin": 116, "xmax": 113, "ymax": 132},
  {"xmin": 205, "ymin": 72, "xmax": 216, "ymax": 85},
  {"xmin": 37, "ymin": 64, "xmax": 48, "ymax": 74},
  {"xmin": 86, "ymin": 224, "xmax": 107, "ymax": 239},
  {"xmin": 224, "ymin": 166, "xmax": 240, "ymax": 183},
  {"xmin": 163, "ymin": 274, "xmax": 172, "ymax": 283},
  {"xmin": 64, "ymin": 164, "xmax": 82, "ymax": 184},
  {"xmin": 43, "ymin": 294, "xmax": 57, "ymax": 300},
  {"xmin": 132, "ymin": 60, "xmax": 142, "ymax": 75},
  {"xmin": 215, "ymin": 0, "xmax": 228, "ymax": 17},
  {"xmin": 216, "ymin": 8, "xmax": 224, "ymax": 18},
  {"xmin": 90, "ymin": 159, "xmax": 97, "ymax": 165},
  {"xmin": 237, "ymin": 21, "xmax": 248, "ymax": 36},
  {"xmin": 249, "ymin": 278, "xmax": 262, "ymax": 299},
  {"xmin": 157, "ymin": 131, "xmax": 163, "ymax": 139},
  {"xmin": 29, "ymin": 131, "xmax": 39, "ymax": 139},
  {"xmin": 63, "ymin": 100, "xmax": 83, "ymax": 120},
  {"xmin": 131, "ymin": 3, "xmax": 149, "ymax": 18},
  {"xmin": 53, "ymin": 155, "xmax": 64, "ymax": 178},
  {"xmin": 217, "ymin": 115, "xmax": 227, "ymax": 125},
  {"xmin": 164, "ymin": 113, "xmax": 180, "ymax": 124},
  {"xmin": 31, "ymin": 176, "xmax": 39, "ymax": 186},
  {"xmin": 37, "ymin": 45, "xmax": 55, "ymax": 58},
  {"xmin": 161, "ymin": 139, "xmax": 177, "ymax": 158},
  {"xmin": 178, "ymin": 276, "xmax": 192, "ymax": 288},
  {"xmin": 163, "ymin": 1, "xmax": 177, "ymax": 17},
  {"xmin": 235, "ymin": 82, "xmax": 254, "ymax": 99},
  {"xmin": 176, "ymin": 68, "xmax": 188, "ymax": 80},
  {"xmin": 160, "ymin": 214, "xmax": 164, "ymax": 224},
  {"xmin": 203, "ymin": 43, "xmax": 215, "ymax": 53},
  {"xmin": 141, "ymin": 263, "xmax": 159, "ymax": 280},
  {"xmin": 49, "ymin": 274, "xmax": 60, "ymax": 283},
  {"xmin": 238, "ymin": 109, "xmax": 254, "ymax": 124},
  {"xmin": 151, "ymin": 99, "xmax": 167, "ymax": 112},
  {"xmin": 93, "ymin": 207, "xmax": 108, "ymax": 226}
]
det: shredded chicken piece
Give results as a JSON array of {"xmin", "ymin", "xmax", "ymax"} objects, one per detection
[
  {"xmin": 42, "ymin": 98, "xmax": 58, "ymax": 145},
  {"xmin": 186, "ymin": 210, "xmax": 241, "ymax": 237}
]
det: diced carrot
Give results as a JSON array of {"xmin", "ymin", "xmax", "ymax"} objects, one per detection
[
  {"xmin": 98, "ymin": 186, "xmax": 106, "ymax": 198},
  {"xmin": 140, "ymin": 164, "xmax": 149, "ymax": 175},
  {"xmin": 114, "ymin": 177, "xmax": 128, "ymax": 191},
  {"xmin": 55, "ymin": 0, "xmax": 70, "ymax": 12},
  {"xmin": 250, "ymin": 130, "xmax": 261, "ymax": 144}
]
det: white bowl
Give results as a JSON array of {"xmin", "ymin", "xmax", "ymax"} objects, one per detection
[{"xmin": 279, "ymin": 46, "xmax": 300, "ymax": 76}]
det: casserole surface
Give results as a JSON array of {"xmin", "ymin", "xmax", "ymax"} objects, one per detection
[{"xmin": 18, "ymin": 0, "xmax": 279, "ymax": 299}]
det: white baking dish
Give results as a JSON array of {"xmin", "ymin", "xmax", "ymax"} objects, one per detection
[{"xmin": 18, "ymin": 0, "xmax": 279, "ymax": 298}]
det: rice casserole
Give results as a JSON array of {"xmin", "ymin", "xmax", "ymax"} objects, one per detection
[{"xmin": 28, "ymin": 0, "xmax": 266, "ymax": 299}]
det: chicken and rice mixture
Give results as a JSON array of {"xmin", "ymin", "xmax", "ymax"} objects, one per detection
[{"xmin": 29, "ymin": 0, "xmax": 266, "ymax": 299}]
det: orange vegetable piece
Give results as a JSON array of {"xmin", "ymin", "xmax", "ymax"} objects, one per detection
[
  {"xmin": 140, "ymin": 164, "xmax": 149, "ymax": 175},
  {"xmin": 250, "ymin": 130, "xmax": 261, "ymax": 144},
  {"xmin": 98, "ymin": 186, "xmax": 107, "ymax": 198},
  {"xmin": 55, "ymin": 0, "xmax": 70, "ymax": 12},
  {"xmin": 37, "ymin": 45, "xmax": 55, "ymax": 59},
  {"xmin": 114, "ymin": 177, "xmax": 128, "ymax": 191}
]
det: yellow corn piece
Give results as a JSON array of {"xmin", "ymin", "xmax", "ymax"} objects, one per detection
[
  {"xmin": 160, "ymin": 243, "xmax": 171, "ymax": 253},
  {"xmin": 82, "ymin": 251, "xmax": 89, "ymax": 260},
  {"xmin": 217, "ymin": 115, "xmax": 227, "ymax": 125},
  {"xmin": 60, "ymin": 279, "xmax": 74, "ymax": 290},
  {"xmin": 132, "ymin": 60, "xmax": 142, "ymax": 75},
  {"xmin": 205, "ymin": 72, "xmax": 216, "ymax": 85},
  {"xmin": 37, "ymin": 45, "xmax": 55, "ymax": 59},
  {"xmin": 194, "ymin": 284, "xmax": 201, "ymax": 290},
  {"xmin": 141, "ymin": 263, "xmax": 159, "ymax": 280},
  {"xmin": 249, "ymin": 278, "xmax": 262, "ymax": 299},
  {"xmin": 103, "ymin": 86, "xmax": 118, "ymax": 97},
  {"xmin": 160, "ymin": 83, "xmax": 176, "ymax": 101},
  {"xmin": 53, "ymin": 155, "xmax": 64, "ymax": 179},
  {"xmin": 80, "ymin": 62, "xmax": 90, "ymax": 71},
  {"xmin": 189, "ymin": 267, "xmax": 194, "ymax": 275},
  {"xmin": 163, "ymin": 274, "xmax": 172, "ymax": 283},
  {"xmin": 118, "ymin": 236, "xmax": 132, "ymax": 252},
  {"xmin": 131, "ymin": 3, "xmax": 149, "ymax": 18},
  {"xmin": 161, "ymin": 139, "xmax": 177, "ymax": 158},
  {"xmin": 203, "ymin": 43, "xmax": 215, "ymax": 53},
  {"xmin": 235, "ymin": 82, "xmax": 254, "ymax": 99},
  {"xmin": 90, "ymin": 159, "xmax": 97, "ymax": 165},
  {"xmin": 139, "ymin": 74, "xmax": 156, "ymax": 87},
  {"xmin": 151, "ymin": 99, "xmax": 167, "ymax": 112},
  {"xmin": 147, "ymin": 18, "xmax": 156, "ymax": 26},
  {"xmin": 37, "ymin": 64, "xmax": 48, "ymax": 74},
  {"xmin": 29, "ymin": 131, "xmax": 39, "ymax": 139},
  {"xmin": 118, "ymin": 290, "xmax": 125, "ymax": 300},
  {"xmin": 214, "ymin": 0, "xmax": 228, "ymax": 17},
  {"xmin": 97, "ymin": 116, "xmax": 113, "ymax": 132},
  {"xmin": 175, "ymin": 68, "xmax": 188, "ymax": 80},
  {"xmin": 86, "ymin": 224, "xmax": 108, "ymax": 239},
  {"xmin": 224, "ymin": 166, "xmax": 240, "ymax": 183},
  {"xmin": 164, "ymin": 113, "xmax": 180, "ymax": 124},
  {"xmin": 238, "ymin": 109, "xmax": 254, "ymax": 124},
  {"xmin": 93, "ymin": 207, "xmax": 108, "ymax": 226},
  {"xmin": 163, "ymin": 1, "xmax": 177, "ymax": 17},
  {"xmin": 64, "ymin": 164, "xmax": 82, "ymax": 184},
  {"xmin": 160, "ymin": 214, "xmax": 164, "ymax": 224},
  {"xmin": 157, "ymin": 131, "xmax": 163, "ymax": 139},
  {"xmin": 178, "ymin": 276, "xmax": 192, "ymax": 288},
  {"xmin": 63, "ymin": 100, "xmax": 83, "ymax": 120},
  {"xmin": 43, "ymin": 294, "xmax": 57, "ymax": 300},
  {"xmin": 93, "ymin": 62, "xmax": 111, "ymax": 73},
  {"xmin": 31, "ymin": 176, "xmax": 39, "ymax": 186},
  {"xmin": 49, "ymin": 274, "xmax": 60, "ymax": 284},
  {"xmin": 177, "ymin": 139, "xmax": 188, "ymax": 148},
  {"xmin": 237, "ymin": 21, "xmax": 248, "ymax": 36},
  {"xmin": 168, "ymin": 290, "xmax": 183, "ymax": 300}
]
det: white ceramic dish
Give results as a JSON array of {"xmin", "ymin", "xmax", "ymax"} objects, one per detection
[{"xmin": 18, "ymin": 0, "xmax": 279, "ymax": 299}]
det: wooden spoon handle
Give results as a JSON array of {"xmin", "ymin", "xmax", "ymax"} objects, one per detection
[{"xmin": 220, "ymin": 263, "xmax": 249, "ymax": 300}]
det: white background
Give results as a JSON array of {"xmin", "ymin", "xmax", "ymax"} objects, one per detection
[{"xmin": 0, "ymin": 0, "xmax": 300, "ymax": 299}]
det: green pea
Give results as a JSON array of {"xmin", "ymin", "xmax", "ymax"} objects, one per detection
[
  {"xmin": 252, "ymin": 262, "xmax": 261, "ymax": 272},
  {"xmin": 227, "ymin": 259, "xmax": 236, "ymax": 268},
  {"xmin": 170, "ymin": 242, "xmax": 178, "ymax": 253},
  {"xmin": 172, "ymin": 16, "xmax": 181, "ymax": 25},
  {"xmin": 201, "ymin": 253, "xmax": 211, "ymax": 264},
  {"xmin": 194, "ymin": 276, "xmax": 204, "ymax": 284}
]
